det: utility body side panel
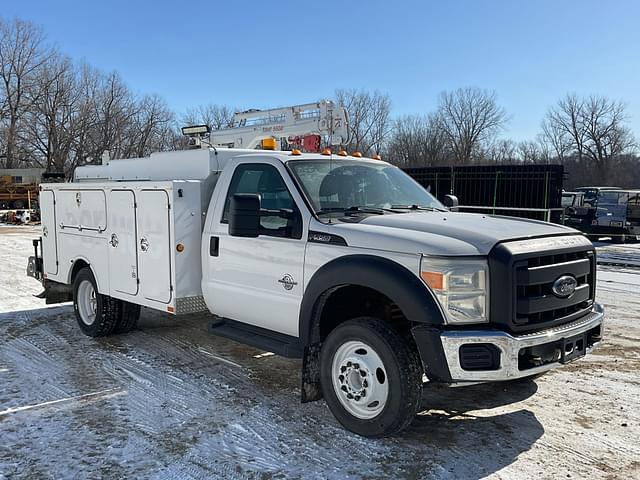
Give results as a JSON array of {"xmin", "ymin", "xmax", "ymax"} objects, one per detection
[
  {"xmin": 39, "ymin": 181, "xmax": 207, "ymax": 315},
  {"xmin": 137, "ymin": 190, "xmax": 173, "ymax": 303},
  {"xmin": 108, "ymin": 190, "xmax": 138, "ymax": 295},
  {"xmin": 39, "ymin": 190, "xmax": 58, "ymax": 275}
]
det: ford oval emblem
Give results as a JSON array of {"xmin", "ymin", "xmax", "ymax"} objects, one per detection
[{"xmin": 552, "ymin": 275, "xmax": 577, "ymax": 298}]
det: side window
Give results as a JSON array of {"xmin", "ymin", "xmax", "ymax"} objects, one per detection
[{"xmin": 222, "ymin": 163, "xmax": 301, "ymax": 238}]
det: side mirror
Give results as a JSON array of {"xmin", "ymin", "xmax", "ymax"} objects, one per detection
[
  {"xmin": 229, "ymin": 194, "xmax": 261, "ymax": 237},
  {"xmin": 443, "ymin": 194, "xmax": 459, "ymax": 211}
]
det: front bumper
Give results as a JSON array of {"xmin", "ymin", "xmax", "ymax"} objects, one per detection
[{"xmin": 438, "ymin": 304, "xmax": 604, "ymax": 382}]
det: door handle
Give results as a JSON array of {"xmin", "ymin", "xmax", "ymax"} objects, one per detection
[
  {"xmin": 140, "ymin": 236, "xmax": 149, "ymax": 252},
  {"xmin": 209, "ymin": 236, "xmax": 219, "ymax": 256}
]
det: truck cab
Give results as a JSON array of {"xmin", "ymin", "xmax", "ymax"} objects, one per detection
[{"xmin": 28, "ymin": 146, "xmax": 604, "ymax": 437}]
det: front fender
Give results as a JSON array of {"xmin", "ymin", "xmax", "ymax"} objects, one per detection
[{"xmin": 299, "ymin": 254, "xmax": 444, "ymax": 347}]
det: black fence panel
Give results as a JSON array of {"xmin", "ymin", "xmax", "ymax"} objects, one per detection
[{"xmin": 404, "ymin": 164, "xmax": 564, "ymax": 223}]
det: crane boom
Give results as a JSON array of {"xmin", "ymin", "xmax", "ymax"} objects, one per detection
[{"xmin": 205, "ymin": 100, "xmax": 348, "ymax": 151}]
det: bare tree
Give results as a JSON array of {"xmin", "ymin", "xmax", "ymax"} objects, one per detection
[
  {"xmin": 436, "ymin": 87, "xmax": 507, "ymax": 164},
  {"xmin": 543, "ymin": 93, "xmax": 635, "ymax": 181},
  {"xmin": 20, "ymin": 54, "xmax": 77, "ymax": 172},
  {"xmin": 126, "ymin": 94, "xmax": 175, "ymax": 158},
  {"xmin": 386, "ymin": 114, "xmax": 448, "ymax": 167},
  {"xmin": 335, "ymin": 89, "xmax": 392, "ymax": 155},
  {"xmin": 182, "ymin": 103, "xmax": 234, "ymax": 130},
  {"xmin": 0, "ymin": 18, "xmax": 52, "ymax": 168}
]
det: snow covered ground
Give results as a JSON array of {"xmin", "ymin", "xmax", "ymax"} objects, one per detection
[{"xmin": 0, "ymin": 226, "xmax": 639, "ymax": 479}]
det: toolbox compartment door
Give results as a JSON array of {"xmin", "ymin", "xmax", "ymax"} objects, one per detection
[
  {"xmin": 40, "ymin": 189, "xmax": 58, "ymax": 275},
  {"xmin": 108, "ymin": 190, "xmax": 139, "ymax": 296},
  {"xmin": 137, "ymin": 190, "xmax": 172, "ymax": 303}
]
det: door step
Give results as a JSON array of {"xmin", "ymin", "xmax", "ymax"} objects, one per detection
[{"xmin": 208, "ymin": 319, "xmax": 303, "ymax": 359}]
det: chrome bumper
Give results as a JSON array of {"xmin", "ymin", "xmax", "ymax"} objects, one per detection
[{"xmin": 440, "ymin": 304, "xmax": 604, "ymax": 382}]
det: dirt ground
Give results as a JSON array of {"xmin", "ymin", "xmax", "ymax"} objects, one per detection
[{"xmin": 0, "ymin": 226, "xmax": 639, "ymax": 479}]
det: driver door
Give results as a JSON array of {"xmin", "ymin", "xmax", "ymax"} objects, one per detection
[{"xmin": 205, "ymin": 162, "xmax": 308, "ymax": 337}]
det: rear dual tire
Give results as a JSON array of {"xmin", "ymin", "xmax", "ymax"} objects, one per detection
[{"xmin": 73, "ymin": 268, "xmax": 140, "ymax": 337}]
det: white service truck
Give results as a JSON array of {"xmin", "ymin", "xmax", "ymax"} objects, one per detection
[{"xmin": 27, "ymin": 138, "xmax": 604, "ymax": 437}]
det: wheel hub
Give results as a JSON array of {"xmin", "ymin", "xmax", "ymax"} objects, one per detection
[
  {"xmin": 338, "ymin": 363, "xmax": 369, "ymax": 401},
  {"xmin": 331, "ymin": 341, "xmax": 389, "ymax": 419},
  {"xmin": 77, "ymin": 280, "xmax": 97, "ymax": 326}
]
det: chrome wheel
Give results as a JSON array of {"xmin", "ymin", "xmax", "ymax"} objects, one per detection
[
  {"xmin": 331, "ymin": 340, "xmax": 389, "ymax": 419},
  {"xmin": 77, "ymin": 280, "xmax": 97, "ymax": 326}
]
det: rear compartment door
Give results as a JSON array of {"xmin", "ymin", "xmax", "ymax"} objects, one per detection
[
  {"xmin": 108, "ymin": 190, "xmax": 138, "ymax": 295},
  {"xmin": 39, "ymin": 190, "xmax": 58, "ymax": 275},
  {"xmin": 137, "ymin": 190, "xmax": 172, "ymax": 303}
]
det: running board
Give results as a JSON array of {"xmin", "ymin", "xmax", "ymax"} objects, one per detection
[{"xmin": 208, "ymin": 319, "xmax": 303, "ymax": 359}]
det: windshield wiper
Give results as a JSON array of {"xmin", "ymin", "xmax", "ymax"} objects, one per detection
[
  {"xmin": 316, "ymin": 206, "xmax": 397, "ymax": 216},
  {"xmin": 391, "ymin": 204, "xmax": 448, "ymax": 212}
]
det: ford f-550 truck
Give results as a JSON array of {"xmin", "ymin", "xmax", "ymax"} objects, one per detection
[{"xmin": 27, "ymin": 145, "xmax": 604, "ymax": 437}]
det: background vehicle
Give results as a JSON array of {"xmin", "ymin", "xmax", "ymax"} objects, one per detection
[
  {"xmin": 574, "ymin": 186, "xmax": 621, "ymax": 207},
  {"xmin": 26, "ymin": 109, "xmax": 604, "ymax": 437},
  {"xmin": 590, "ymin": 189, "xmax": 640, "ymax": 243}
]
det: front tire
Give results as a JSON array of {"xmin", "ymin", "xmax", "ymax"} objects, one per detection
[
  {"xmin": 320, "ymin": 317, "xmax": 423, "ymax": 437},
  {"xmin": 73, "ymin": 268, "xmax": 119, "ymax": 337}
]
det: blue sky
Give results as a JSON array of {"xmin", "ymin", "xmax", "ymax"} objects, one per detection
[{"xmin": 3, "ymin": 0, "xmax": 639, "ymax": 140}]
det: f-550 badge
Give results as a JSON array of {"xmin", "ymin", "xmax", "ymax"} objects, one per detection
[{"xmin": 278, "ymin": 274, "xmax": 298, "ymax": 291}]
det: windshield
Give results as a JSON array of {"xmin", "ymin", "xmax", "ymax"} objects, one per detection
[
  {"xmin": 561, "ymin": 194, "xmax": 575, "ymax": 207},
  {"xmin": 598, "ymin": 191, "xmax": 627, "ymax": 205},
  {"xmin": 288, "ymin": 160, "xmax": 444, "ymax": 215}
]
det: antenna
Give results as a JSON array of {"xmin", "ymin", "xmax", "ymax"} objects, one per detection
[{"xmin": 328, "ymin": 106, "xmax": 334, "ymax": 225}]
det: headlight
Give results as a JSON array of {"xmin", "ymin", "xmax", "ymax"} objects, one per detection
[{"xmin": 420, "ymin": 257, "xmax": 489, "ymax": 324}]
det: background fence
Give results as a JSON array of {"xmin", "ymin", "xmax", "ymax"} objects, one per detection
[{"xmin": 403, "ymin": 164, "xmax": 565, "ymax": 223}]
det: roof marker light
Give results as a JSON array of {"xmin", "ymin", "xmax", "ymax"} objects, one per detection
[
  {"xmin": 338, "ymin": 150, "xmax": 348, "ymax": 156},
  {"xmin": 372, "ymin": 153, "xmax": 382, "ymax": 160},
  {"xmin": 291, "ymin": 149, "xmax": 302, "ymax": 156},
  {"xmin": 321, "ymin": 148, "xmax": 332, "ymax": 155},
  {"xmin": 352, "ymin": 151, "xmax": 363, "ymax": 157}
]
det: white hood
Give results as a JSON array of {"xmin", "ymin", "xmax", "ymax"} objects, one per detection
[{"xmin": 326, "ymin": 211, "xmax": 578, "ymax": 256}]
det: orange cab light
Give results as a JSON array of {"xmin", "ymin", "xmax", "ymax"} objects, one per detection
[
  {"xmin": 167, "ymin": 306, "xmax": 175, "ymax": 313},
  {"xmin": 176, "ymin": 243, "xmax": 185, "ymax": 252},
  {"xmin": 338, "ymin": 150, "xmax": 348, "ymax": 157},
  {"xmin": 421, "ymin": 271, "xmax": 444, "ymax": 290},
  {"xmin": 291, "ymin": 149, "xmax": 302, "ymax": 156},
  {"xmin": 261, "ymin": 138, "xmax": 277, "ymax": 150},
  {"xmin": 352, "ymin": 151, "xmax": 363, "ymax": 157},
  {"xmin": 321, "ymin": 148, "xmax": 332, "ymax": 155},
  {"xmin": 372, "ymin": 153, "xmax": 382, "ymax": 160}
]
